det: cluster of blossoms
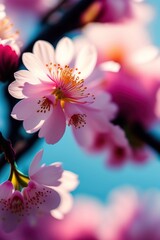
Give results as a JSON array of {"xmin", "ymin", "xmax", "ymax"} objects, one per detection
[
  {"xmin": 75, "ymin": 10, "xmax": 160, "ymax": 166},
  {"xmin": 1, "ymin": 187, "xmax": 160, "ymax": 240},
  {"xmin": 0, "ymin": 0, "xmax": 160, "ymax": 235},
  {"xmin": 0, "ymin": 150, "xmax": 78, "ymax": 232}
]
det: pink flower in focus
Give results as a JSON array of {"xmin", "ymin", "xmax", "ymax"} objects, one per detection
[
  {"xmin": 0, "ymin": 150, "xmax": 78, "ymax": 232},
  {"xmin": 9, "ymin": 37, "xmax": 117, "ymax": 144}
]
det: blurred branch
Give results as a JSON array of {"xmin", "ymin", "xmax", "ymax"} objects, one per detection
[
  {"xmin": 40, "ymin": 0, "xmax": 66, "ymax": 25},
  {"xmin": 22, "ymin": 0, "xmax": 94, "ymax": 54},
  {"xmin": 0, "ymin": 133, "xmax": 40, "ymax": 169},
  {"xmin": 133, "ymin": 124, "xmax": 160, "ymax": 154},
  {"xmin": 0, "ymin": 132, "xmax": 15, "ymax": 165}
]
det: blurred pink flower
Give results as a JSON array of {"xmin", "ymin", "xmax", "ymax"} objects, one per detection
[
  {"xmin": 4, "ymin": 188, "xmax": 160, "ymax": 240},
  {"xmin": 80, "ymin": 21, "xmax": 160, "ymax": 165},
  {"xmin": 0, "ymin": 4, "xmax": 20, "ymax": 82},
  {"xmin": 80, "ymin": 0, "xmax": 152, "ymax": 24},
  {"xmin": 0, "ymin": 150, "xmax": 78, "ymax": 232},
  {"xmin": 102, "ymin": 188, "xmax": 160, "ymax": 240},
  {"xmin": 1, "ymin": 188, "xmax": 160, "ymax": 239},
  {"xmin": 48, "ymin": 197, "xmax": 103, "ymax": 240},
  {"xmin": 9, "ymin": 37, "xmax": 117, "ymax": 144},
  {"xmin": 3, "ymin": 0, "xmax": 58, "ymax": 15}
]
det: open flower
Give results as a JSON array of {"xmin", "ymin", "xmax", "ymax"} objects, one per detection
[
  {"xmin": 0, "ymin": 150, "xmax": 78, "ymax": 232},
  {"xmin": 81, "ymin": 21, "xmax": 160, "ymax": 165},
  {"xmin": 9, "ymin": 37, "xmax": 117, "ymax": 144}
]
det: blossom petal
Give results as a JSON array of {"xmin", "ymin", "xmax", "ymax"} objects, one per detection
[
  {"xmin": 75, "ymin": 44, "xmax": 97, "ymax": 79},
  {"xmin": 51, "ymin": 189, "xmax": 73, "ymax": 219},
  {"xmin": 0, "ymin": 191, "xmax": 23, "ymax": 232},
  {"xmin": 33, "ymin": 40, "xmax": 55, "ymax": 65},
  {"xmin": 22, "ymin": 53, "xmax": 48, "ymax": 81},
  {"xmin": 29, "ymin": 150, "xmax": 44, "ymax": 176},
  {"xmin": 22, "ymin": 82, "xmax": 53, "ymax": 98},
  {"xmin": 11, "ymin": 97, "xmax": 45, "ymax": 120},
  {"xmin": 55, "ymin": 37, "xmax": 74, "ymax": 66},
  {"xmin": 14, "ymin": 70, "xmax": 40, "ymax": 84},
  {"xmin": 31, "ymin": 163, "xmax": 63, "ymax": 186},
  {"xmin": 23, "ymin": 107, "xmax": 52, "ymax": 133},
  {"xmin": 23, "ymin": 181, "xmax": 61, "ymax": 213},
  {"xmin": 60, "ymin": 171, "xmax": 79, "ymax": 191},
  {"xmin": 0, "ymin": 181, "xmax": 13, "ymax": 199},
  {"xmin": 39, "ymin": 103, "xmax": 66, "ymax": 144},
  {"xmin": 72, "ymin": 122, "xmax": 95, "ymax": 148},
  {"xmin": 8, "ymin": 80, "xmax": 25, "ymax": 99},
  {"xmin": 11, "ymin": 98, "xmax": 39, "ymax": 120}
]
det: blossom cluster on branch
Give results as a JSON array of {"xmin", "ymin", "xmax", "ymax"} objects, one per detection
[{"xmin": 0, "ymin": 0, "xmax": 160, "ymax": 237}]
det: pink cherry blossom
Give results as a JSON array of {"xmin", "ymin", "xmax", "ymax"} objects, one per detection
[
  {"xmin": 0, "ymin": 4, "xmax": 20, "ymax": 81},
  {"xmin": 9, "ymin": 37, "xmax": 117, "ymax": 144},
  {"xmin": 81, "ymin": 21, "xmax": 160, "ymax": 164},
  {"xmin": 102, "ymin": 188, "xmax": 160, "ymax": 240},
  {"xmin": 0, "ymin": 150, "xmax": 78, "ymax": 232},
  {"xmin": 4, "ymin": 0, "xmax": 59, "ymax": 16},
  {"xmin": 80, "ymin": 0, "xmax": 151, "ymax": 24},
  {"xmin": 1, "ymin": 188, "xmax": 160, "ymax": 239},
  {"xmin": 48, "ymin": 197, "xmax": 103, "ymax": 240}
]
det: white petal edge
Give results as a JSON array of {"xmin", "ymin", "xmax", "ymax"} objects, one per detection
[
  {"xmin": 33, "ymin": 40, "xmax": 55, "ymax": 65},
  {"xmin": 29, "ymin": 150, "xmax": 44, "ymax": 177},
  {"xmin": 55, "ymin": 37, "xmax": 74, "ymax": 66},
  {"xmin": 75, "ymin": 44, "xmax": 97, "ymax": 79}
]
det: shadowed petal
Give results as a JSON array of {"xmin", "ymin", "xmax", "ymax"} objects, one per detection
[
  {"xmin": 23, "ymin": 181, "xmax": 61, "ymax": 213},
  {"xmin": 51, "ymin": 190, "xmax": 73, "ymax": 219},
  {"xmin": 29, "ymin": 150, "xmax": 44, "ymax": 176},
  {"xmin": 23, "ymin": 107, "xmax": 52, "ymax": 133},
  {"xmin": 39, "ymin": 103, "xmax": 66, "ymax": 144},
  {"xmin": 0, "ymin": 181, "xmax": 13, "ymax": 199},
  {"xmin": 30, "ymin": 162, "xmax": 63, "ymax": 187},
  {"xmin": 11, "ymin": 98, "xmax": 41, "ymax": 120}
]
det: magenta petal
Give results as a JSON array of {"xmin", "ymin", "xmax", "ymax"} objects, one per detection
[
  {"xmin": 39, "ymin": 104, "xmax": 66, "ymax": 144},
  {"xmin": 72, "ymin": 123, "xmax": 95, "ymax": 148},
  {"xmin": 0, "ymin": 181, "xmax": 13, "ymax": 199},
  {"xmin": 11, "ymin": 98, "xmax": 41, "ymax": 120},
  {"xmin": 23, "ymin": 110, "xmax": 51, "ymax": 133},
  {"xmin": 30, "ymin": 163, "xmax": 63, "ymax": 186},
  {"xmin": 23, "ymin": 181, "xmax": 61, "ymax": 213},
  {"xmin": 23, "ymin": 82, "xmax": 53, "ymax": 98},
  {"xmin": 29, "ymin": 150, "xmax": 44, "ymax": 176}
]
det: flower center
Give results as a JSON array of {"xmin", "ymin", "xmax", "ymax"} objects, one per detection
[
  {"xmin": 37, "ymin": 97, "xmax": 51, "ymax": 113},
  {"xmin": 68, "ymin": 114, "xmax": 87, "ymax": 129},
  {"xmin": 46, "ymin": 63, "xmax": 95, "ymax": 106}
]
